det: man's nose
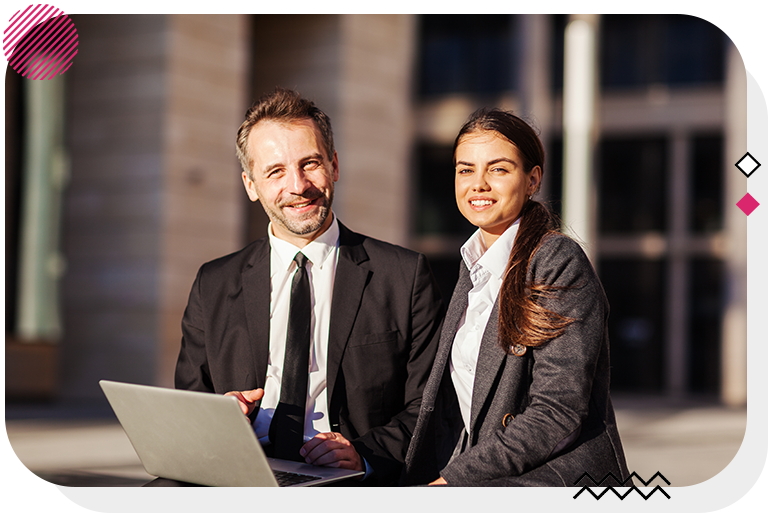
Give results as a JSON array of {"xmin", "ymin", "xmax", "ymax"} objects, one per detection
[{"xmin": 287, "ymin": 166, "xmax": 311, "ymax": 194}]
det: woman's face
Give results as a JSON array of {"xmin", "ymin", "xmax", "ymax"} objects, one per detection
[{"xmin": 455, "ymin": 130, "xmax": 541, "ymax": 247}]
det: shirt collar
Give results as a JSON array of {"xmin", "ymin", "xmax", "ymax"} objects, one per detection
[
  {"xmin": 460, "ymin": 218, "xmax": 521, "ymax": 281},
  {"xmin": 268, "ymin": 215, "xmax": 340, "ymax": 277}
]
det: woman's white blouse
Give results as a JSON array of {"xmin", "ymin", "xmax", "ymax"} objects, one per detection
[{"xmin": 450, "ymin": 220, "xmax": 520, "ymax": 434}]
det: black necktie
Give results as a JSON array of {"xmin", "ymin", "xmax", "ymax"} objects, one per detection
[{"xmin": 270, "ymin": 252, "xmax": 311, "ymax": 461}]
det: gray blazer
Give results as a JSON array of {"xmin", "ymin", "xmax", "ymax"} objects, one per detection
[{"xmin": 402, "ymin": 233, "xmax": 631, "ymax": 486}]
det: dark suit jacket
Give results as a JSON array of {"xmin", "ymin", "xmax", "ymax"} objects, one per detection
[
  {"xmin": 175, "ymin": 221, "xmax": 443, "ymax": 485},
  {"xmin": 402, "ymin": 233, "xmax": 631, "ymax": 486}
]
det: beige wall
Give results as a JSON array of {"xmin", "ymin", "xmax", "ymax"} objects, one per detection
[
  {"xmin": 158, "ymin": 14, "xmax": 250, "ymax": 386},
  {"xmin": 60, "ymin": 15, "xmax": 249, "ymax": 398}
]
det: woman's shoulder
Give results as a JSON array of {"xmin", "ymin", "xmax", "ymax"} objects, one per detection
[
  {"xmin": 529, "ymin": 232, "xmax": 596, "ymax": 283},
  {"xmin": 535, "ymin": 232, "xmax": 589, "ymax": 260}
]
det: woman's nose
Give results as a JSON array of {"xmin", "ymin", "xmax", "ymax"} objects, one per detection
[{"xmin": 471, "ymin": 171, "xmax": 490, "ymax": 191}]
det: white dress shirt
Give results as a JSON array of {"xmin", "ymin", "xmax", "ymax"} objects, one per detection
[
  {"xmin": 450, "ymin": 219, "xmax": 520, "ymax": 434},
  {"xmin": 254, "ymin": 217, "xmax": 339, "ymax": 445}
]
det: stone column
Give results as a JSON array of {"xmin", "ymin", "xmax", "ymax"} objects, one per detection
[
  {"xmin": 518, "ymin": 14, "xmax": 553, "ymax": 200},
  {"xmin": 61, "ymin": 15, "xmax": 249, "ymax": 398},
  {"xmin": 562, "ymin": 14, "xmax": 600, "ymax": 261}
]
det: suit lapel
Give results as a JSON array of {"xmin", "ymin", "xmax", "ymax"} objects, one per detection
[
  {"xmin": 326, "ymin": 223, "xmax": 370, "ymax": 408},
  {"xmin": 469, "ymin": 298, "xmax": 507, "ymax": 434},
  {"xmin": 241, "ymin": 238, "xmax": 271, "ymax": 389},
  {"xmin": 424, "ymin": 263, "xmax": 472, "ymax": 407}
]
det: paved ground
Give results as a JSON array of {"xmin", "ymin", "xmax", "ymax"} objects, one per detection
[
  {"xmin": 4, "ymin": 394, "xmax": 747, "ymax": 487},
  {"xmin": 610, "ymin": 395, "xmax": 747, "ymax": 487}
]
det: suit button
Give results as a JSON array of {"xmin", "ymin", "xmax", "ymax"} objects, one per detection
[
  {"xmin": 512, "ymin": 343, "xmax": 527, "ymax": 356},
  {"xmin": 502, "ymin": 413, "xmax": 514, "ymax": 427}
]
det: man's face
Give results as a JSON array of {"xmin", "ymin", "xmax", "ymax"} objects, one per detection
[{"xmin": 242, "ymin": 119, "xmax": 339, "ymax": 247}]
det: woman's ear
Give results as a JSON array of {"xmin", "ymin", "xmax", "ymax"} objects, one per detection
[{"xmin": 529, "ymin": 165, "xmax": 542, "ymax": 195}]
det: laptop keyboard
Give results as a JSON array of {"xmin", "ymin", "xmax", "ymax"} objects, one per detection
[{"xmin": 273, "ymin": 470, "xmax": 323, "ymax": 487}]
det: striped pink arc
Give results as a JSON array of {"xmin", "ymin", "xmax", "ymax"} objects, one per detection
[{"xmin": 3, "ymin": 4, "xmax": 78, "ymax": 79}]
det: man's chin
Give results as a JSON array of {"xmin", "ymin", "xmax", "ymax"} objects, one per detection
[{"xmin": 279, "ymin": 214, "xmax": 329, "ymax": 237}]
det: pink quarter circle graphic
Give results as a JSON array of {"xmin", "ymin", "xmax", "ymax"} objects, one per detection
[{"xmin": 3, "ymin": 4, "xmax": 78, "ymax": 79}]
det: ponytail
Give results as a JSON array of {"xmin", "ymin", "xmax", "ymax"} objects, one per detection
[
  {"xmin": 453, "ymin": 107, "xmax": 574, "ymax": 354},
  {"xmin": 497, "ymin": 200, "xmax": 574, "ymax": 353}
]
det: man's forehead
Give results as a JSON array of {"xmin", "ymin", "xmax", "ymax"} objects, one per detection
[
  {"xmin": 251, "ymin": 118, "xmax": 320, "ymax": 138},
  {"xmin": 247, "ymin": 118, "xmax": 327, "ymax": 162}
]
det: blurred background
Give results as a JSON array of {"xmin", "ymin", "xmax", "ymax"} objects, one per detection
[{"xmin": 5, "ymin": 14, "xmax": 747, "ymax": 486}]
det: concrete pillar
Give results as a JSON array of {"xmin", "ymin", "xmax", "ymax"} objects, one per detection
[
  {"xmin": 562, "ymin": 14, "xmax": 600, "ymax": 261},
  {"xmin": 61, "ymin": 15, "xmax": 249, "ymax": 398},
  {"xmin": 721, "ymin": 42, "xmax": 748, "ymax": 406},
  {"xmin": 157, "ymin": 14, "xmax": 250, "ymax": 385},
  {"xmin": 17, "ymin": 75, "xmax": 67, "ymax": 341},
  {"xmin": 665, "ymin": 130, "xmax": 690, "ymax": 397},
  {"xmin": 335, "ymin": 14, "xmax": 416, "ymax": 246},
  {"xmin": 518, "ymin": 14, "xmax": 553, "ymax": 201}
]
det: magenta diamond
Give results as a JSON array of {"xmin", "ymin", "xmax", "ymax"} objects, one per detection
[{"xmin": 736, "ymin": 193, "xmax": 759, "ymax": 215}]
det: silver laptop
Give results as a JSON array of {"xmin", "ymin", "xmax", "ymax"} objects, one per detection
[{"xmin": 99, "ymin": 380, "xmax": 364, "ymax": 487}]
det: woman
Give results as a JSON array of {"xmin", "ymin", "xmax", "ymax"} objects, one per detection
[{"xmin": 402, "ymin": 108, "xmax": 630, "ymax": 486}]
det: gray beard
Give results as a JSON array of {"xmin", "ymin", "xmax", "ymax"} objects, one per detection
[{"xmin": 264, "ymin": 193, "xmax": 333, "ymax": 237}]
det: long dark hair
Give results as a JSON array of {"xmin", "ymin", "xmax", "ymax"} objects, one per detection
[{"xmin": 453, "ymin": 108, "xmax": 574, "ymax": 353}]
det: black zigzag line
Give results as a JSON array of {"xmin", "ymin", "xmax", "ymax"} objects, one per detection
[
  {"xmin": 574, "ymin": 472, "xmax": 624, "ymax": 486},
  {"xmin": 574, "ymin": 486, "xmax": 619, "ymax": 499},
  {"xmin": 573, "ymin": 485, "xmax": 670, "ymax": 500},
  {"xmin": 574, "ymin": 470, "xmax": 670, "ymax": 487},
  {"xmin": 628, "ymin": 471, "xmax": 671, "ymax": 486}
]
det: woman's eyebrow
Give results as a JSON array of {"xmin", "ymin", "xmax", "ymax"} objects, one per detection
[
  {"xmin": 486, "ymin": 157, "xmax": 517, "ymax": 166},
  {"xmin": 456, "ymin": 157, "xmax": 517, "ymax": 167}
]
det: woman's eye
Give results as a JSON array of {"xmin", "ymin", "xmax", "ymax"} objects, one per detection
[
  {"xmin": 457, "ymin": 168, "xmax": 472, "ymax": 175},
  {"xmin": 491, "ymin": 167, "xmax": 508, "ymax": 174}
]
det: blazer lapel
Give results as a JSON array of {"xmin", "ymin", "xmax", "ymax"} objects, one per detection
[
  {"xmin": 423, "ymin": 263, "xmax": 473, "ymax": 407},
  {"xmin": 326, "ymin": 223, "xmax": 370, "ymax": 408},
  {"xmin": 241, "ymin": 238, "xmax": 271, "ymax": 389},
  {"xmin": 469, "ymin": 298, "xmax": 507, "ymax": 435}
]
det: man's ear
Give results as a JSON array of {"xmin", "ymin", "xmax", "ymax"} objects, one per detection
[
  {"xmin": 242, "ymin": 171, "xmax": 259, "ymax": 202},
  {"xmin": 331, "ymin": 152, "xmax": 339, "ymax": 182}
]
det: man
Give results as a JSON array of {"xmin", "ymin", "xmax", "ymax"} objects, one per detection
[{"xmin": 174, "ymin": 88, "xmax": 444, "ymax": 486}]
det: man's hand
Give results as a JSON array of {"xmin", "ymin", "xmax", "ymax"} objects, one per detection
[
  {"xmin": 300, "ymin": 432, "xmax": 364, "ymax": 472},
  {"xmin": 428, "ymin": 477, "xmax": 447, "ymax": 485},
  {"xmin": 224, "ymin": 388, "xmax": 264, "ymax": 417}
]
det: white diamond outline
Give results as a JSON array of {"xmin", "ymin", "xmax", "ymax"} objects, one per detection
[{"xmin": 735, "ymin": 152, "xmax": 761, "ymax": 177}]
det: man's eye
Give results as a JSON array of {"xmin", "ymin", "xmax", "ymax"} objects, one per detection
[{"xmin": 304, "ymin": 160, "xmax": 320, "ymax": 170}]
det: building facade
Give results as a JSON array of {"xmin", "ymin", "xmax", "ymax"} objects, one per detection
[{"xmin": 5, "ymin": 14, "xmax": 746, "ymax": 405}]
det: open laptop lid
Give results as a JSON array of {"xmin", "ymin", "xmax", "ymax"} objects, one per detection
[{"xmin": 99, "ymin": 380, "xmax": 363, "ymax": 487}]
